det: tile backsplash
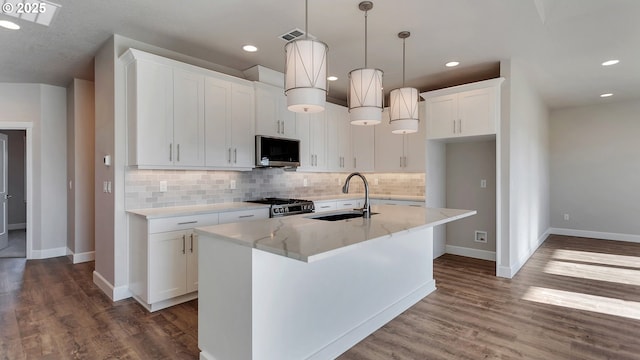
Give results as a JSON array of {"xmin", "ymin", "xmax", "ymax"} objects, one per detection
[{"xmin": 125, "ymin": 168, "xmax": 425, "ymax": 210}]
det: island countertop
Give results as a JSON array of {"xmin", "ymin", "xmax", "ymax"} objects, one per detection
[{"xmin": 195, "ymin": 205, "xmax": 475, "ymax": 262}]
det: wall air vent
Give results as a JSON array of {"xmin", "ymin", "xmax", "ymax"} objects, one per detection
[{"xmin": 279, "ymin": 28, "xmax": 316, "ymax": 42}]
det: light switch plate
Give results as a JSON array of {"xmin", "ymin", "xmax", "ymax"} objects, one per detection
[
  {"xmin": 160, "ymin": 180, "xmax": 168, "ymax": 192},
  {"xmin": 230, "ymin": 179, "xmax": 236, "ymax": 189}
]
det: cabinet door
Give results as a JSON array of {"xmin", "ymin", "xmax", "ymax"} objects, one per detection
[
  {"xmin": 204, "ymin": 76, "xmax": 232, "ymax": 167},
  {"xmin": 149, "ymin": 231, "xmax": 188, "ymax": 303},
  {"xmin": 186, "ymin": 232, "xmax": 198, "ymax": 293},
  {"xmin": 310, "ymin": 111, "xmax": 327, "ymax": 170},
  {"xmin": 374, "ymin": 109, "xmax": 404, "ymax": 172},
  {"xmin": 326, "ymin": 104, "xmax": 350, "ymax": 171},
  {"xmin": 230, "ymin": 83, "xmax": 255, "ymax": 168},
  {"xmin": 296, "ymin": 113, "xmax": 312, "ymax": 169},
  {"xmin": 352, "ymin": 125, "xmax": 374, "ymax": 172},
  {"xmin": 458, "ymin": 87, "xmax": 495, "ymax": 136},
  {"xmin": 173, "ymin": 69, "xmax": 205, "ymax": 166},
  {"xmin": 131, "ymin": 60, "xmax": 174, "ymax": 166},
  {"xmin": 425, "ymin": 94, "xmax": 457, "ymax": 140},
  {"xmin": 254, "ymin": 83, "xmax": 295, "ymax": 138},
  {"xmin": 403, "ymin": 103, "xmax": 426, "ymax": 172}
]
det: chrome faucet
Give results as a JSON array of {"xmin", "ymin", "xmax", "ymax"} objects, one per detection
[{"xmin": 342, "ymin": 172, "xmax": 371, "ymax": 218}]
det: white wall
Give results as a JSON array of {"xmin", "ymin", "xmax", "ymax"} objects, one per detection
[
  {"xmin": 498, "ymin": 59, "xmax": 550, "ymax": 278},
  {"xmin": 446, "ymin": 140, "xmax": 497, "ymax": 258},
  {"xmin": 0, "ymin": 83, "xmax": 67, "ymax": 258},
  {"xmin": 67, "ymin": 79, "xmax": 95, "ymax": 260},
  {"xmin": 549, "ymin": 99, "xmax": 640, "ymax": 241}
]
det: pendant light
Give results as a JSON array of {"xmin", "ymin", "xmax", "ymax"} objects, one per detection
[
  {"xmin": 284, "ymin": 0, "xmax": 328, "ymax": 113},
  {"xmin": 389, "ymin": 31, "xmax": 419, "ymax": 134},
  {"xmin": 348, "ymin": 1, "xmax": 383, "ymax": 125}
]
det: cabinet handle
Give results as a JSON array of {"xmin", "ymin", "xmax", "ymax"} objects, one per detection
[
  {"xmin": 343, "ymin": 203, "xmax": 353, "ymax": 206},
  {"xmin": 281, "ymin": 121, "xmax": 285, "ymax": 134},
  {"xmin": 278, "ymin": 121, "xmax": 282, "ymax": 134},
  {"xmin": 177, "ymin": 220, "xmax": 198, "ymax": 225},
  {"xmin": 404, "ymin": 156, "xmax": 408, "ymax": 168},
  {"xmin": 354, "ymin": 157, "xmax": 357, "ymax": 168},
  {"xmin": 182, "ymin": 235, "xmax": 186, "ymax": 254},
  {"xmin": 320, "ymin": 205, "xmax": 331, "ymax": 209},
  {"xmin": 239, "ymin": 214, "xmax": 255, "ymax": 219},
  {"xmin": 190, "ymin": 234, "xmax": 194, "ymax": 253},
  {"xmin": 234, "ymin": 148, "xmax": 237, "ymax": 163},
  {"xmin": 459, "ymin": 119, "xmax": 462, "ymax": 133},
  {"xmin": 169, "ymin": 143, "xmax": 172, "ymax": 161},
  {"xmin": 177, "ymin": 144, "xmax": 180, "ymax": 162},
  {"xmin": 453, "ymin": 120, "xmax": 456, "ymax": 134},
  {"xmin": 228, "ymin": 148, "xmax": 232, "ymax": 163}
]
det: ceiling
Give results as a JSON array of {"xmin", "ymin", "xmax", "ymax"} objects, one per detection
[{"xmin": 1, "ymin": 0, "xmax": 639, "ymax": 109}]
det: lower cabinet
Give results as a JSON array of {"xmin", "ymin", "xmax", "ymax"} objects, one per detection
[{"xmin": 128, "ymin": 207, "xmax": 269, "ymax": 312}]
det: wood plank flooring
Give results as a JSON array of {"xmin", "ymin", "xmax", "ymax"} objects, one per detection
[{"xmin": 1, "ymin": 235, "xmax": 640, "ymax": 359}]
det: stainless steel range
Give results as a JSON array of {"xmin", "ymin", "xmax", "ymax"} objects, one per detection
[{"xmin": 247, "ymin": 197, "xmax": 315, "ymax": 217}]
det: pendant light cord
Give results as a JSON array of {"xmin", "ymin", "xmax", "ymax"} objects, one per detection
[
  {"xmin": 402, "ymin": 38, "xmax": 406, "ymax": 87},
  {"xmin": 364, "ymin": 9, "xmax": 368, "ymax": 68},
  {"xmin": 305, "ymin": 0, "xmax": 308, "ymax": 39}
]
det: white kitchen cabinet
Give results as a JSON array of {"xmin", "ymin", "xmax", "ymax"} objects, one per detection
[
  {"xmin": 421, "ymin": 78, "xmax": 504, "ymax": 140},
  {"xmin": 313, "ymin": 200, "xmax": 338, "ymax": 213},
  {"xmin": 254, "ymin": 82, "xmax": 296, "ymax": 138},
  {"xmin": 374, "ymin": 107, "xmax": 426, "ymax": 172},
  {"xmin": 297, "ymin": 111, "xmax": 327, "ymax": 171},
  {"xmin": 205, "ymin": 76, "xmax": 255, "ymax": 169},
  {"xmin": 129, "ymin": 212, "xmax": 219, "ymax": 312},
  {"xmin": 326, "ymin": 103, "xmax": 352, "ymax": 172},
  {"xmin": 122, "ymin": 49, "xmax": 205, "ymax": 168},
  {"xmin": 351, "ymin": 125, "xmax": 375, "ymax": 172},
  {"xmin": 336, "ymin": 199, "xmax": 363, "ymax": 210},
  {"xmin": 218, "ymin": 208, "xmax": 269, "ymax": 224}
]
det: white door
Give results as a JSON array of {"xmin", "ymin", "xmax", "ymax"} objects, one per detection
[{"xmin": 0, "ymin": 133, "xmax": 7, "ymax": 250}]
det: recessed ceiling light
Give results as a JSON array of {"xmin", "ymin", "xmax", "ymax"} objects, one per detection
[
  {"xmin": 327, "ymin": 76, "xmax": 338, "ymax": 81},
  {"xmin": 445, "ymin": 61, "xmax": 460, "ymax": 67},
  {"xmin": 0, "ymin": 20, "xmax": 20, "ymax": 30},
  {"xmin": 601, "ymin": 60, "xmax": 619, "ymax": 66},
  {"xmin": 600, "ymin": 93, "xmax": 613, "ymax": 98},
  {"xmin": 242, "ymin": 45, "xmax": 258, "ymax": 52}
]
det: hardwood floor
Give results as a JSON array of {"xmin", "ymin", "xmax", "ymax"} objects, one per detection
[{"xmin": 1, "ymin": 235, "xmax": 639, "ymax": 359}]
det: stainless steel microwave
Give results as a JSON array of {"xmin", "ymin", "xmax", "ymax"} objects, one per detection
[{"xmin": 255, "ymin": 135, "xmax": 300, "ymax": 168}]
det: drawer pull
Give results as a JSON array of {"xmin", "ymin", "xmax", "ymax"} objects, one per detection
[
  {"xmin": 320, "ymin": 206, "xmax": 331, "ymax": 208},
  {"xmin": 190, "ymin": 234, "xmax": 194, "ymax": 253},
  {"xmin": 177, "ymin": 221, "xmax": 198, "ymax": 225},
  {"xmin": 239, "ymin": 214, "xmax": 255, "ymax": 219},
  {"xmin": 182, "ymin": 235, "xmax": 186, "ymax": 254},
  {"xmin": 343, "ymin": 203, "xmax": 353, "ymax": 206}
]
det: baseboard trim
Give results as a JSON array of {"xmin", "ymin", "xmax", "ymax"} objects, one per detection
[
  {"xmin": 549, "ymin": 228, "xmax": 640, "ymax": 243},
  {"xmin": 66, "ymin": 248, "xmax": 95, "ymax": 264},
  {"xmin": 445, "ymin": 245, "xmax": 496, "ymax": 261},
  {"xmin": 31, "ymin": 247, "xmax": 67, "ymax": 259},
  {"xmin": 8, "ymin": 223, "xmax": 26, "ymax": 230},
  {"xmin": 93, "ymin": 271, "xmax": 132, "ymax": 302},
  {"xmin": 498, "ymin": 228, "xmax": 551, "ymax": 279},
  {"xmin": 307, "ymin": 280, "xmax": 437, "ymax": 360}
]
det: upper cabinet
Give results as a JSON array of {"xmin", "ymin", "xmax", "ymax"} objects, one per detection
[
  {"xmin": 421, "ymin": 78, "xmax": 504, "ymax": 140},
  {"xmin": 254, "ymin": 82, "xmax": 296, "ymax": 138},
  {"xmin": 297, "ymin": 110, "xmax": 327, "ymax": 171},
  {"xmin": 351, "ymin": 125, "xmax": 375, "ymax": 172},
  {"xmin": 121, "ymin": 48, "xmax": 255, "ymax": 170},
  {"xmin": 326, "ymin": 103, "xmax": 352, "ymax": 172},
  {"xmin": 374, "ymin": 106, "xmax": 425, "ymax": 173},
  {"xmin": 204, "ymin": 77, "xmax": 255, "ymax": 169}
]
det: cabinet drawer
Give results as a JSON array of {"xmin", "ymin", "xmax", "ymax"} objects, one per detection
[
  {"xmin": 148, "ymin": 213, "xmax": 220, "ymax": 234},
  {"xmin": 314, "ymin": 201, "xmax": 337, "ymax": 213},
  {"xmin": 219, "ymin": 208, "xmax": 269, "ymax": 224},
  {"xmin": 336, "ymin": 200, "xmax": 362, "ymax": 210}
]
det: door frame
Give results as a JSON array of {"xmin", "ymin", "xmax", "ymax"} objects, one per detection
[{"xmin": 0, "ymin": 122, "xmax": 33, "ymax": 259}]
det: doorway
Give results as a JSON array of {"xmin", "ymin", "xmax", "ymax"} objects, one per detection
[
  {"xmin": 0, "ymin": 124, "xmax": 32, "ymax": 259},
  {"xmin": 0, "ymin": 130, "xmax": 27, "ymax": 258}
]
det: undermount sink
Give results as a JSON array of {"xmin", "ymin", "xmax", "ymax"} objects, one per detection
[{"xmin": 307, "ymin": 210, "xmax": 379, "ymax": 222}]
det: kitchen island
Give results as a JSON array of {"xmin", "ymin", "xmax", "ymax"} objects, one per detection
[{"xmin": 196, "ymin": 205, "xmax": 475, "ymax": 360}]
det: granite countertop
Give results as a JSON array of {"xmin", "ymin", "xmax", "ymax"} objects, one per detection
[
  {"xmin": 195, "ymin": 205, "xmax": 475, "ymax": 262},
  {"xmin": 127, "ymin": 202, "xmax": 270, "ymax": 219}
]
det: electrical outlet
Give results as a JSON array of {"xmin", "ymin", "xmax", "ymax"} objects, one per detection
[
  {"xmin": 303, "ymin": 178, "xmax": 308, "ymax": 187},
  {"xmin": 564, "ymin": 213, "xmax": 570, "ymax": 221},
  {"xmin": 474, "ymin": 230, "xmax": 488, "ymax": 243},
  {"xmin": 160, "ymin": 180, "xmax": 168, "ymax": 192},
  {"xmin": 230, "ymin": 179, "xmax": 236, "ymax": 189},
  {"xmin": 480, "ymin": 179, "xmax": 487, "ymax": 188}
]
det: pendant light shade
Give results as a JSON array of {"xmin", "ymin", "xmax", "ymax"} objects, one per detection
[
  {"xmin": 284, "ymin": 0, "xmax": 328, "ymax": 113},
  {"xmin": 389, "ymin": 31, "xmax": 419, "ymax": 134},
  {"xmin": 349, "ymin": 1, "xmax": 383, "ymax": 125}
]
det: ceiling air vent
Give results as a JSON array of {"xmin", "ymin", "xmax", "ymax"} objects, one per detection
[{"xmin": 279, "ymin": 28, "xmax": 316, "ymax": 42}]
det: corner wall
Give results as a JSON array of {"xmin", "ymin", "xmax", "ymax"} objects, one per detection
[{"xmin": 498, "ymin": 59, "xmax": 550, "ymax": 278}]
